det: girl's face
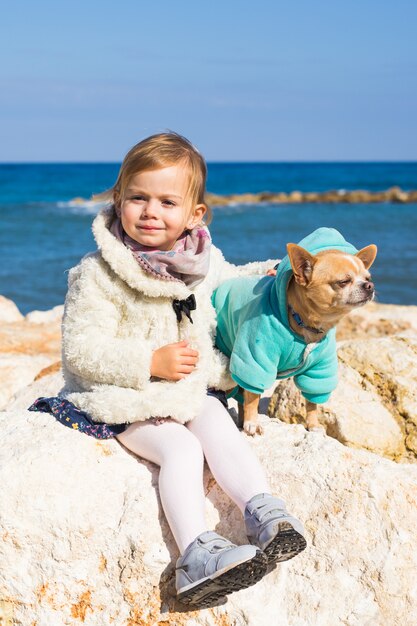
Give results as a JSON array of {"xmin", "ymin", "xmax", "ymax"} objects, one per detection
[{"xmin": 119, "ymin": 165, "xmax": 206, "ymax": 250}]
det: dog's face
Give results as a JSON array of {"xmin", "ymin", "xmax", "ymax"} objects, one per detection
[{"xmin": 287, "ymin": 243, "xmax": 377, "ymax": 313}]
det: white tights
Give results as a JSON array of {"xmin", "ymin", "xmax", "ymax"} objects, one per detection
[{"xmin": 116, "ymin": 395, "xmax": 270, "ymax": 553}]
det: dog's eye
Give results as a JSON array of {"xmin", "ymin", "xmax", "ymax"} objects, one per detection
[{"xmin": 337, "ymin": 279, "xmax": 351, "ymax": 287}]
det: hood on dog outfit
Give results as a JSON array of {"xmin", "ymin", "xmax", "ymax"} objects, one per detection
[{"xmin": 212, "ymin": 227, "xmax": 358, "ymax": 404}]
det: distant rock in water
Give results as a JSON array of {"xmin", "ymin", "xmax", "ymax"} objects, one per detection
[
  {"xmin": 205, "ymin": 186, "xmax": 417, "ymax": 206},
  {"xmin": 67, "ymin": 186, "xmax": 417, "ymax": 210}
]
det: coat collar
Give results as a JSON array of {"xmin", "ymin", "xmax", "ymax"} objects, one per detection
[{"xmin": 92, "ymin": 207, "xmax": 192, "ymax": 299}]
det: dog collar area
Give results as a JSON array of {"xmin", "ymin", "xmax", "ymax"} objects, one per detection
[{"xmin": 288, "ymin": 304, "xmax": 324, "ymax": 335}]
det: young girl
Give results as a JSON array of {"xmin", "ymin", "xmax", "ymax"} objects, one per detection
[{"xmin": 30, "ymin": 132, "xmax": 306, "ymax": 607}]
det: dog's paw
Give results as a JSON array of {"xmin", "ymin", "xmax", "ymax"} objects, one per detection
[{"xmin": 243, "ymin": 421, "xmax": 264, "ymax": 436}]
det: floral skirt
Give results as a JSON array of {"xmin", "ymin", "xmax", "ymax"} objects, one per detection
[
  {"xmin": 28, "ymin": 397, "xmax": 128, "ymax": 439},
  {"xmin": 28, "ymin": 389, "xmax": 228, "ymax": 440}
]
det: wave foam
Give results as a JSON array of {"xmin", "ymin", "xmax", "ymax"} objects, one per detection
[{"xmin": 57, "ymin": 197, "xmax": 106, "ymax": 215}]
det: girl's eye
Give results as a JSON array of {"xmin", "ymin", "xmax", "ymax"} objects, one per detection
[
  {"xmin": 162, "ymin": 199, "xmax": 176, "ymax": 207},
  {"xmin": 131, "ymin": 195, "xmax": 146, "ymax": 202}
]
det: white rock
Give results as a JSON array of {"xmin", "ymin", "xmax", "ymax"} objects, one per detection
[
  {"xmin": 1, "ymin": 409, "xmax": 416, "ymax": 626},
  {"xmin": 0, "ymin": 295, "xmax": 24, "ymax": 322},
  {"xmin": 0, "ymin": 354, "xmax": 53, "ymax": 410},
  {"xmin": 0, "ymin": 299, "xmax": 61, "ymax": 409},
  {"xmin": 25, "ymin": 305, "xmax": 64, "ymax": 325},
  {"xmin": 338, "ymin": 335, "xmax": 417, "ymax": 419},
  {"xmin": 270, "ymin": 332, "xmax": 417, "ymax": 462},
  {"xmin": 337, "ymin": 301, "xmax": 417, "ymax": 340},
  {"xmin": 9, "ymin": 371, "xmax": 64, "ymax": 411},
  {"xmin": 323, "ymin": 361, "xmax": 404, "ymax": 458}
]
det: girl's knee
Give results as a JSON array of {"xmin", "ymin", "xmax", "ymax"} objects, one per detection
[
  {"xmin": 115, "ymin": 419, "xmax": 204, "ymax": 467},
  {"xmin": 173, "ymin": 427, "xmax": 204, "ymax": 464}
]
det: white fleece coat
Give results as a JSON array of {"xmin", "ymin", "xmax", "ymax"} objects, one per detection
[{"xmin": 60, "ymin": 207, "xmax": 275, "ymax": 425}]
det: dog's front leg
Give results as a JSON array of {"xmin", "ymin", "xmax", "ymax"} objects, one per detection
[
  {"xmin": 305, "ymin": 401, "xmax": 325, "ymax": 432},
  {"xmin": 241, "ymin": 390, "xmax": 263, "ymax": 436}
]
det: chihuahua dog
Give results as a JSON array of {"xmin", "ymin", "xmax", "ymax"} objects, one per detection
[{"xmin": 213, "ymin": 228, "xmax": 377, "ymax": 435}]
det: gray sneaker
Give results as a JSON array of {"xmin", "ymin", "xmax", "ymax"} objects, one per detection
[
  {"xmin": 244, "ymin": 493, "xmax": 307, "ymax": 565},
  {"xmin": 176, "ymin": 530, "xmax": 267, "ymax": 607}
]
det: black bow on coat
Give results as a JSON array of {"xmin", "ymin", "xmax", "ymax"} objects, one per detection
[{"xmin": 172, "ymin": 294, "xmax": 196, "ymax": 323}]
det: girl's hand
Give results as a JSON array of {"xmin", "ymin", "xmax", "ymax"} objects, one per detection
[
  {"xmin": 266, "ymin": 268, "xmax": 277, "ymax": 276},
  {"xmin": 151, "ymin": 341, "xmax": 199, "ymax": 381}
]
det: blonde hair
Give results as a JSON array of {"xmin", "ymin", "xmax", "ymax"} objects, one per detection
[{"xmin": 95, "ymin": 131, "xmax": 212, "ymax": 225}]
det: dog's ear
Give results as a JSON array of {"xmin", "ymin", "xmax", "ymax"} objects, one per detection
[
  {"xmin": 355, "ymin": 244, "xmax": 377, "ymax": 270},
  {"xmin": 287, "ymin": 244, "xmax": 317, "ymax": 286}
]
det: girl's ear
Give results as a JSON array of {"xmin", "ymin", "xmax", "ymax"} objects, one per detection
[{"xmin": 186, "ymin": 204, "xmax": 207, "ymax": 229}]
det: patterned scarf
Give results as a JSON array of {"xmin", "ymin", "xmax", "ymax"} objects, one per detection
[{"xmin": 109, "ymin": 216, "xmax": 211, "ymax": 287}]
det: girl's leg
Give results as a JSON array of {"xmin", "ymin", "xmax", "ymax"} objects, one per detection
[
  {"xmin": 116, "ymin": 419, "xmax": 207, "ymax": 553},
  {"xmin": 187, "ymin": 396, "xmax": 271, "ymax": 512},
  {"xmin": 187, "ymin": 396, "xmax": 307, "ymax": 567}
]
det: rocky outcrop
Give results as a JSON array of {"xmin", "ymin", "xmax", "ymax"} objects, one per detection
[
  {"xmin": 205, "ymin": 186, "xmax": 417, "ymax": 206},
  {"xmin": 270, "ymin": 303, "xmax": 417, "ymax": 462},
  {"xmin": 69, "ymin": 187, "xmax": 417, "ymax": 209},
  {"xmin": 2, "ymin": 295, "xmax": 417, "ymax": 624},
  {"xmin": 336, "ymin": 301, "xmax": 417, "ymax": 341},
  {"xmin": 0, "ymin": 297, "xmax": 62, "ymax": 411},
  {"xmin": 1, "ymin": 408, "xmax": 417, "ymax": 626}
]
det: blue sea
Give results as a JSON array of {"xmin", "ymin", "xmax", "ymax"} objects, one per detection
[{"xmin": 1, "ymin": 162, "xmax": 416, "ymax": 314}]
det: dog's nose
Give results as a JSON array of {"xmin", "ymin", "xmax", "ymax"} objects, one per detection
[{"xmin": 363, "ymin": 280, "xmax": 374, "ymax": 292}]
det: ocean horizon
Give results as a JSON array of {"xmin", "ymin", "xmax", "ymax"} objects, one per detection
[{"xmin": 1, "ymin": 162, "xmax": 416, "ymax": 314}]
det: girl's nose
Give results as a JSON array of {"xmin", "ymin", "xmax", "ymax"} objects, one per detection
[{"xmin": 142, "ymin": 199, "xmax": 159, "ymax": 217}]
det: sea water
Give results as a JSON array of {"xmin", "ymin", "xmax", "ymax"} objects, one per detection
[{"xmin": 1, "ymin": 162, "xmax": 416, "ymax": 314}]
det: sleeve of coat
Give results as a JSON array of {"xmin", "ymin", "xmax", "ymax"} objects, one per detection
[
  {"xmin": 62, "ymin": 258, "xmax": 154, "ymax": 389},
  {"xmin": 210, "ymin": 246, "xmax": 280, "ymax": 288},
  {"xmin": 293, "ymin": 335, "xmax": 339, "ymax": 404}
]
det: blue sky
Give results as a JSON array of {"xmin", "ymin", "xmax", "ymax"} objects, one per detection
[{"xmin": 1, "ymin": 0, "xmax": 416, "ymax": 161}]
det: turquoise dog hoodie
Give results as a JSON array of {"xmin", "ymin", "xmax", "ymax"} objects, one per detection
[{"xmin": 212, "ymin": 227, "xmax": 358, "ymax": 403}]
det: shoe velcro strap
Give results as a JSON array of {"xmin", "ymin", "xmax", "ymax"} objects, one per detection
[
  {"xmin": 199, "ymin": 535, "xmax": 234, "ymax": 550},
  {"xmin": 252, "ymin": 502, "xmax": 285, "ymax": 519}
]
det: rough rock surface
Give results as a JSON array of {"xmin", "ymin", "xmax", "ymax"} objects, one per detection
[
  {"xmin": 1, "ymin": 409, "xmax": 417, "ymax": 626},
  {"xmin": 270, "ymin": 303, "xmax": 417, "ymax": 462},
  {"xmin": 0, "ymin": 295, "xmax": 24, "ymax": 323},
  {"xmin": 0, "ymin": 297, "xmax": 62, "ymax": 410},
  {"xmin": 2, "ymin": 295, "xmax": 417, "ymax": 624},
  {"xmin": 10, "ymin": 371, "xmax": 64, "ymax": 412},
  {"xmin": 205, "ymin": 186, "xmax": 417, "ymax": 205},
  {"xmin": 336, "ymin": 301, "xmax": 417, "ymax": 341}
]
